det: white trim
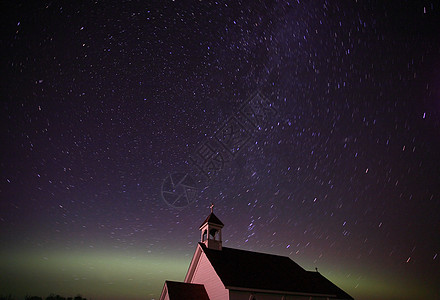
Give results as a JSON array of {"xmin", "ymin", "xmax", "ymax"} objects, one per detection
[
  {"xmin": 226, "ymin": 286, "xmax": 336, "ymax": 298},
  {"xmin": 184, "ymin": 244, "xmax": 203, "ymax": 282},
  {"xmin": 159, "ymin": 281, "xmax": 168, "ymax": 300}
]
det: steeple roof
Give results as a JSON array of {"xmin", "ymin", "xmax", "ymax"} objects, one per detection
[{"xmin": 199, "ymin": 212, "xmax": 224, "ymax": 228}]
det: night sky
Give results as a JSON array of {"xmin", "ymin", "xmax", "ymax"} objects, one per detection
[{"xmin": 1, "ymin": 1, "xmax": 440, "ymax": 300}]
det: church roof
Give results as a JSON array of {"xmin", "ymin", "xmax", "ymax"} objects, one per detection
[
  {"xmin": 199, "ymin": 243, "xmax": 353, "ymax": 299},
  {"xmin": 164, "ymin": 280, "xmax": 210, "ymax": 300},
  {"xmin": 199, "ymin": 212, "xmax": 224, "ymax": 228}
]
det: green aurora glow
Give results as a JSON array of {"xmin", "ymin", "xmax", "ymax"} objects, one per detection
[{"xmin": 0, "ymin": 248, "xmax": 434, "ymax": 300}]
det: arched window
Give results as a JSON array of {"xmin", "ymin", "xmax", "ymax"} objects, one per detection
[
  {"xmin": 202, "ymin": 230, "xmax": 207, "ymax": 242},
  {"xmin": 209, "ymin": 228, "xmax": 218, "ymax": 240}
]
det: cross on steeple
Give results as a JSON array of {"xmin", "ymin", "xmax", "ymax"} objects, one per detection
[{"xmin": 210, "ymin": 203, "xmax": 214, "ymax": 213}]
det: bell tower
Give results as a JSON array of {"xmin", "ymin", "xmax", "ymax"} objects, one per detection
[{"xmin": 199, "ymin": 204, "xmax": 224, "ymax": 250}]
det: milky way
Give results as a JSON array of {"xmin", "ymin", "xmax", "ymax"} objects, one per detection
[{"xmin": 1, "ymin": 1, "xmax": 440, "ymax": 299}]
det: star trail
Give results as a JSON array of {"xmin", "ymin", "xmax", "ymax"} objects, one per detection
[{"xmin": 1, "ymin": 1, "xmax": 440, "ymax": 299}]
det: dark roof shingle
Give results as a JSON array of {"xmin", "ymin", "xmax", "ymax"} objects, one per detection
[
  {"xmin": 165, "ymin": 280, "xmax": 210, "ymax": 300},
  {"xmin": 199, "ymin": 243, "xmax": 353, "ymax": 299}
]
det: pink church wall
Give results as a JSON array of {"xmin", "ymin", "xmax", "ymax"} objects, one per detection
[{"xmin": 189, "ymin": 251, "xmax": 229, "ymax": 300}]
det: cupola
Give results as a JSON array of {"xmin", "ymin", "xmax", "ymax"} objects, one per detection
[{"xmin": 199, "ymin": 204, "xmax": 224, "ymax": 250}]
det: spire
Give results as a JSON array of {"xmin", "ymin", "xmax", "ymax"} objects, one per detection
[{"xmin": 199, "ymin": 205, "xmax": 223, "ymax": 250}]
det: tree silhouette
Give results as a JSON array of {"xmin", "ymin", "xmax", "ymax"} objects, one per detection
[{"xmin": 45, "ymin": 294, "xmax": 65, "ymax": 300}]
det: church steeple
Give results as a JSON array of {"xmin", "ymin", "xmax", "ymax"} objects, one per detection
[{"xmin": 199, "ymin": 204, "xmax": 224, "ymax": 250}]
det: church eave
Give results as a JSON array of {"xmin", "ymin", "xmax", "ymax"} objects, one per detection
[{"xmin": 225, "ymin": 286, "xmax": 337, "ymax": 298}]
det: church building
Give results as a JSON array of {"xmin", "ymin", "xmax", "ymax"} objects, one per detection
[{"xmin": 159, "ymin": 207, "xmax": 354, "ymax": 300}]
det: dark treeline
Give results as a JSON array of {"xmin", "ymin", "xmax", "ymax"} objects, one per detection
[{"xmin": 0, "ymin": 294, "xmax": 88, "ymax": 300}]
